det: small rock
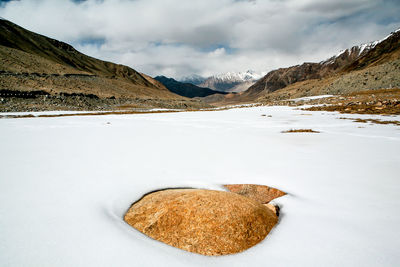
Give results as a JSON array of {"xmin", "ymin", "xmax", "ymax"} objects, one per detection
[
  {"xmin": 264, "ymin": 203, "xmax": 280, "ymax": 216},
  {"xmin": 224, "ymin": 184, "xmax": 286, "ymax": 204}
]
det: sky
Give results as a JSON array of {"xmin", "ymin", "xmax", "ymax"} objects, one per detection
[{"xmin": 0, "ymin": 0, "xmax": 399, "ymax": 79}]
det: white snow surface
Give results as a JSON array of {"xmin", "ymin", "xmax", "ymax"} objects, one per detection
[
  {"xmin": 1, "ymin": 106, "xmax": 400, "ymax": 267},
  {"xmin": 0, "ymin": 110, "xmax": 109, "ymax": 116},
  {"xmin": 0, "ymin": 108, "xmax": 176, "ymax": 117},
  {"xmin": 290, "ymin": 94, "xmax": 334, "ymax": 102}
]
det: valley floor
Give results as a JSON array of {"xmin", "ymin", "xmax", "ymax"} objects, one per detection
[{"xmin": 0, "ymin": 106, "xmax": 399, "ymax": 266}]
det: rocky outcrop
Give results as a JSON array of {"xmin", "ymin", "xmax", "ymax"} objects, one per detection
[{"xmin": 124, "ymin": 189, "xmax": 278, "ymax": 256}]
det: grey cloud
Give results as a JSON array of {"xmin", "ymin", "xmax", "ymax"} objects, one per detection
[
  {"xmin": 175, "ymin": 25, "xmax": 231, "ymax": 48},
  {"xmin": 299, "ymin": 0, "xmax": 377, "ymax": 14},
  {"xmin": 0, "ymin": 0, "xmax": 399, "ymax": 79}
]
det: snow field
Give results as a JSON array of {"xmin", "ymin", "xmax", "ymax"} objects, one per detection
[{"xmin": 0, "ymin": 106, "xmax": 399, "ymax": 266}]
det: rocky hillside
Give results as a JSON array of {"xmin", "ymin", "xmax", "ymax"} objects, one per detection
[
  {"xmin": 155, "ymin": 76, "xmax": 227, "ymax": 98},
  {"xmin": 343, "ymin": 29, "xmax": 400, "ymax": 72},
  {"xmin": 0, "ymin": 19, "xmax": 208, "ymax": 111},
  {"xmin": 242, "ymin": 29, "xmax": 400, "ymax": 100},
  {"xmin": 0, "ymin": 19, "xmax": 153, "ymax": 87}
]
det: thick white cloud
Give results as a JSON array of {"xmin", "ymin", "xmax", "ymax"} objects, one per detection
[{"xmin": 1, "ymin": 0, "xmax": 399, "ymax": 78}]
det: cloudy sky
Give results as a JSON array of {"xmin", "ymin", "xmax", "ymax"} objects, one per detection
[{"xmin": 1, "ymin": 0, "xmax": 399, "ymax": 79}]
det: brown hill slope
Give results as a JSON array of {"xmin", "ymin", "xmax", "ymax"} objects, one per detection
[
  {"xmin": 0, "ymin": 19, "xmax": 207, "ymax": 111},
  {"xmin": 241, "ymin": 29, "xmax": 400, "ymax": 101},
  {"xmin": 256, "ymin": 59, "xmax": 400, "ymax": 102},
  {"xmin": 0, "ymin": 19, "xmax": 152, "ymax": 86}
]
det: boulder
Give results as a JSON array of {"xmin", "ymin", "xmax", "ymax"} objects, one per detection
[{"xmin": 124, "ymin": 189, "xmax": 278, "ymax": 256}]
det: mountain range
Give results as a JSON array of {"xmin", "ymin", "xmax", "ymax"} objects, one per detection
[
  {"xmin": 180, "ymin": 70, "xmax": 262, "ymax": 93},
  {"xmin": 1, "ymin": 18, "xmax": 399, "ymax": 110}
]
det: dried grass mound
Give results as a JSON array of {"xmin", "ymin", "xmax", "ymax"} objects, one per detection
[
  {"xmin": 224, "ymin": 184, "xmax": 286, "ymax": 204},
  {"xmin": 281, "ymin": 129, "xmax": 320, "ymax": 133},
  {"xmin": 124, "ymin": 189, "xmax": 278, "ymax": 256}
]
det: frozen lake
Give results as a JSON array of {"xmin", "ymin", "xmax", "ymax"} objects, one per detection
[{"xmin": 1, "ymin": 106, "xmax": 399, "ymax": 266}]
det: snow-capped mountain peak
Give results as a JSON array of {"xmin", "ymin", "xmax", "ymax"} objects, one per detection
[
  {"xmin": 195, "ymin": 70, "xmax": 263, "ymax": 93},
  {"xmin": 322, "ymin": 28, "xmax": 400, "ymax": 65},
  {"xmin": 179, "ymin": 70, "xmax": 263, "ymax": 92},
  {"xmin": 210, "ymin": 70, "xmax": 262, "ymax": 82}
]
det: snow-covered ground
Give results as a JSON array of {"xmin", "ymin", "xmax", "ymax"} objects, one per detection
[
  {"xmin": 0, "ymin": 108, "xmax": 176, "ymax": 117},
  {"xmin": 0, "ymin": 110, "xmax": 108, "ymax": 116},
  {"xmin": 0, "ymin": 106, "xmax": 399, "ymax": 267},
  {"xmin": 290, "ymin": 95, "xmax": 334, "ymax": 102}
]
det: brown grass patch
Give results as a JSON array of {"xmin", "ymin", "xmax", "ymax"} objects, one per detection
[
  {"xmin": 339, "ymin": 117, "xmax": 400, "ymax": 126},
  {"xmin": 281, "ymin": 129, "xmax": 320, "ymax": 133},
  {"xmin": 303, "ymin": 88, "xmax": 400, "ymax": 115}
]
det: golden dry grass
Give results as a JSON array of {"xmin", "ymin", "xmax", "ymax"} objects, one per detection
[
  {"xmin": 304, "ymin": 88, "xmax": 400, "ymax": 115},
  {"xmin": 281, "ymin": 129, "xmax": 320, "ymax": 133},
  {"xmin": 339, "ymin": 117, "xmax": 400, "ymax": 126}
]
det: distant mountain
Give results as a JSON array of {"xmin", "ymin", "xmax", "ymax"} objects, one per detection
[
  {"xmin": 198, "ymin": 70, "xmax": 262, "ymax": 93},
  {"xmin": 155, "ymin": 76, "xmax": 227, "ymax": 98},
  {"xmin": 242, "ymin": 29, "xmax": 400, "ymax": 99},
  {"xmin": 179, "ymin": 74, "xmax": 207, "ymax": 86}
]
